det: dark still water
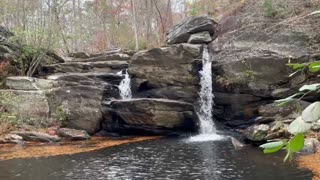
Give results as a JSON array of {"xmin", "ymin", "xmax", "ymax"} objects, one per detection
[{"xmin": 0, "ymin": 137, "xmax": 313, "ymax": 180}]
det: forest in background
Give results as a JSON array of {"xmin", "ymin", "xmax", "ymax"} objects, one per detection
[{"xmin": 0, "ymin": 0, "xmax": 236, "ymax": 53}]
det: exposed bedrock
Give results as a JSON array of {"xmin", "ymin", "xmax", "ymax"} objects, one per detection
[
  {"xmin": 129, "ymin": 43, "xmax": 202, "ymax": 103},
  {"xmin": 101, "ymin": 98, "xmax": 198, "ymax": 135}
]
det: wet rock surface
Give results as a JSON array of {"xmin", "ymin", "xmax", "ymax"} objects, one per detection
[{"xmin": 244, "ymin": 124, "xmax": 269, "ymax": 142}]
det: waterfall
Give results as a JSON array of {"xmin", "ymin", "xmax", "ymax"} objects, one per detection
[
  {"xmin": 198, "ymin": 45, "xmax": 215, "ymax": 134},
  {"xmin": 118, "ymin": 69, "xmax": 132, "ymax": 100},
  {"xmin": 188, "ymin": 45, "xmax": 224, "ymax": 142}
]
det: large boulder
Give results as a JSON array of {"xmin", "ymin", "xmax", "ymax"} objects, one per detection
[
  {"xmin": 129, "ymin": 43, "xmax": 202, "ymax": 103},
  {"xmin": 0, "ymin": 90, "xmax": 51, "ymax": 126},
  {"xmin": 166, "ymin": 16, "xmax": 218, "ymax": 44},
  {"xmin": 46, "ymin": 85, "xmax": 105, "ymax": 135},
  {"xmin": 101, "ymin": 98, "xmax": 198, "ymax": 135}
]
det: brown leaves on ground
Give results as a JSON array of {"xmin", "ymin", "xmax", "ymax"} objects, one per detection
[{"xmin": 0, "ymin": 136, "xmax": 160, "ymax": 161}]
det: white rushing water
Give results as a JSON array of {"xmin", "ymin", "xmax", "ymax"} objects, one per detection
[
  {"xmin": 189, "ymin": 45, "xmax": 224, "ymax": 142},
  {"xmin": 119, "ymin": 69, "xmax": 132, "ymax": 99}
]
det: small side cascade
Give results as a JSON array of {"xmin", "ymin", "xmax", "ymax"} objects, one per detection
[
  {"xmin": 118, "ymin": 69, "xmax": 132, "ymax": 100},
  {"xmin": 188, "ymin": 45, "xmax": 224, "ymax": 142}
]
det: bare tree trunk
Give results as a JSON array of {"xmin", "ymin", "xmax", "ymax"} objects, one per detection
[
  {"xmin": 131, "ymin": 0, "xmax": 139, "ymax": 51},
  {"xmin": 153, "ymin": 0, "xmax": 165, "ymax": 44},
  {"xmin": 145, "ymin": 0, "xmax": 153, "ymax": 48}
]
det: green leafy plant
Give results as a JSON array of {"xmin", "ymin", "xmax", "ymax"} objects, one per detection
[
  {"xmin": 241, "ymin": 60, "xmax": 255, "ymax": 80},
  {"xmin": 260, "ymin": 61, "xmax": 320, "ymax": 161},
  {"xmin": 287, "ymin": 61, "xmax": 320, "ymax": 77},
  {"xmin": 54, "ymin": 101, "xmax": 70, "ymax": 125},
  {"xmin": 260, "ymin": 133, "xmax": 304, "ymax": 162},
  {"xmin": 0, "ymin": 92, "xmax": 19, "ymax": 134},
  {"xmin": 263, "ymin": 0, "xmax": 278, "ymax": 17}
]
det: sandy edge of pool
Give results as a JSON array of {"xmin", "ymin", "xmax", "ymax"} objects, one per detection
[
  {"xmin": 299, "ymin": 153, "xmax": 320, "ymax": 180},
  {"xmin": 0, "ymin": 136, "xmax": 160, "ymax": 161}
]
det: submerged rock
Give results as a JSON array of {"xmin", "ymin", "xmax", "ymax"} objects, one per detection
[
  {"xmin": 167, "ymin": 16, "xmax": 217, "ymax": 44},
  {"xmin": 244, "ymin": 124, "xmax": 269, "ymax": 142},
  {"xmin": 101, "ymin": 98, "xmax": 198, "ymax": 135},
  {"xmin": 230, "ymin": 137, "xmax": 245, "ymax": 150},
  {"xmin": 57, "ymin": 128, "xmax": 90, "ymax": 140}
]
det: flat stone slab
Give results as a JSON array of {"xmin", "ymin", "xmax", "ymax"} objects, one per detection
[{"xmin": 5, "ymin": 76, "xmax": 57, "ymax": 90}]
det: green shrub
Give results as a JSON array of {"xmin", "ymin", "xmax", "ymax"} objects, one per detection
[
  {"xmin": 0, "ymin": 92, "xmax": 18, "ymax": 125},
  {"xmin": 263, "ymin": 0, "xmax": 278, "ymax": 17},
  {"xmin": 54, "ymin": 101, "xmax": 70, "ymax": 126}
]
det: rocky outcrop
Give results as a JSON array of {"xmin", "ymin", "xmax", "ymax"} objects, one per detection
[
  {"xmin": 101, "ymin": 98, "xmax": 198, "ymax": 135},
  {"xmin": 207, "ymin": 3, "xmax": 320, "ymax": 128},
  {"xmin": 167, "ymin": 16, "xmax": 218, "ymax": 44},
  {"xmin": 129, "ymin": 43, "xmax": 202, "ymax": 102}
]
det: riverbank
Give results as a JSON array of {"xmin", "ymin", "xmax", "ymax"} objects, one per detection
[
  {"xmin": 0, "ymin": 136, "xmax": 160, "ymax": 161},
  {"xmin": 299, "ymin": 152, "xmax": 320, "ymax": 180}
]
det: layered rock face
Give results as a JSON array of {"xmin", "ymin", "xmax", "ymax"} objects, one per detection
[
  {"xmin": 129, "ymin": 43, "xmax": 202, "ymax": 103},
  {"xmin": 1, "ymin": 50, "xmax": 131, "ymax": 134},
  {"xmin": 101, "ymin": 99, "xmax": 198, "ymax": 135},
  {"xmin": 205, "ymin": 3, "xmax": 319, "ymax": 128},
  {"xmin": 209, "ymin": 2, "xmax": 320, "ymax": 140}
]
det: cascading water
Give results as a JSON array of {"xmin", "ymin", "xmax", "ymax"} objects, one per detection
[
  {"xmin": 189, "ymin": 45, "xmax": 224, "ymax": 142},
  {"xmin": 198, "ymin": 45, "xmax": 215, "ymax": 134},
  {"xmin": 118, "ymin": 69, "xmax": 132, "ymax": 100}
]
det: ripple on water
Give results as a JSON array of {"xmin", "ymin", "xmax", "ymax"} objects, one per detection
[{"xmin": 0, "ymin": 138, "xmax": 313, "ymax": 180}]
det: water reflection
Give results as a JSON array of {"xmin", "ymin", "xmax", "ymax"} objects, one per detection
[{"xmin": 0, "ymin": 138, "xmax": 313, "ymax": 180}]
